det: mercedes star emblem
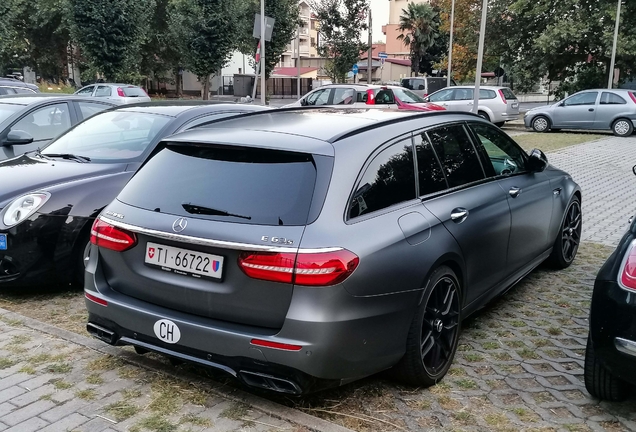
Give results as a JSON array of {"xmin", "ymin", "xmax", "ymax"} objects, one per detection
[{"xmin": 172, "ymin": 217, "xmax": 188, "ymax": 233}]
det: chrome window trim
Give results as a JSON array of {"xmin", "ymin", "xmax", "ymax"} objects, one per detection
[{"xmin": 98, "ymin": 216, "xmax": 342, "ymax": 254}]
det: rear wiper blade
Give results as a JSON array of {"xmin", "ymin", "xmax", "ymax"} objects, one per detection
[
  {"xmin": 42, "ymin": 153, "xmax": 91, "ymax": 163},
  {"xmin": 182, "ymin": 203, "xmax": 251, "ymax": 220}
]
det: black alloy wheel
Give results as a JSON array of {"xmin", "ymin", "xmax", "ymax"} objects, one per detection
[
  {"xmin": 393, "ymin": 266, "xmax": 461, "ymax": 387},
  {"xmin": 547, "ymin": 196, "xmax": 581, "ymax": 268}
]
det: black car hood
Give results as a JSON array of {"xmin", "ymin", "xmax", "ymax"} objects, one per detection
[{"xmin": 0, "ymin": 155, "xmax": 127, "ymax": 206}]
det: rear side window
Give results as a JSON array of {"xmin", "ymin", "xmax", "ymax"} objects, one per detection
[
  {"xmin": 401, "ymin": 78, "xmax": 413, "ymax": 90},
  {"xmin": 123, "ymin": 87, "xmax": 147, "ymax": 97},
  {"xmin": 480, "ymin": 89, "xmax": 496, "ymax": 99},
  {"xmin": 119, "ymin": 146, "xmax": 318, "ymax": 226},
  {"xmin": 78, "ymin": 102, "xmax": 111, "ymax": 120},
  {"xmin": 349, "ymin": 139, "xmax": 416, "ymax": 219},
  {"xmin": 426, "ymin": 125, "xmax": 485, "ymax": 188},
  {"xmin": 414, "ymin": 134, "xmax": 447, "ymax": 196},
  {"xmin": 600, "ymin": 92, "xmax": 626, "ymax": 105},
  {"xmin": 95, "ymin": 86, "xmax": 112, "ymax": 97},
  {"xmin": 374, "ymin": 89, "xmax": 395, "ymax": 104},
  {"xmin": 500, "ymin": 88, "xmax": 517, "ymax": 100}
]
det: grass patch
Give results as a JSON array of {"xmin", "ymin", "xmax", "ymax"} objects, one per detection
[
  {"xmin": 492, "ymin": 352, "xmax": 513, "ymax": 361},
  {"xmin": 28, "ymin": 353, "xmax": 52, "ymax": 365},
  {"xmin": 219, "ymin": 402, "xmax": 250, "ymax": 421},
  {"xmin": 463, "ymin": 353, "xmax": 484, "ymax": 362},
  {"xmin": 76, "ymin": 389, "xmax": 97, "ymax": 400},
  {"xmin": 45, "ymin": 363, "xmax": 72, "ymax": 374},
  {"xmin": 38, "ymin": 82, "xmax": 76, "ymax": 94},
  {"xmin": 547, "ymin": 327, "xmax": 562, "ymax": 335},
  {"xmin": 19, "ymin": 365, "xmax": 36, "ymax": 375},
  {"xmin": 535, "ymin": 339, "xmax": 550, "ymax": 347},
  {"xmin": 454, "ymin": 378, "xmax": 478, "ymax": 390},
  {"xmin": 148, "ymin": 380, "xmax": 182, "ymax": 414},
  {"xmin": 518, "ymin": 348, "xmax": 541, "ymax": 360},
  {"xmin": 510, "ymin": 320, "xmax": 527, "ymax": 328},
  {"xmin": 123, "ymin": 389, "xmax": 143, "ymax": 399},
  {"xmin": 513, "ymin": 132, "xmax": 605, "ymax": 153},
  {"xmin": 180, "ymin": 413, "xmax": 212, "ymax": 427},
  {"xmin": 448, "ymin": 367, "xmax": 466, "ymax": 376},
  {"xmin": 8, "ymin": 335, "xmax": 31, "ymax": 344},
  {"xmin": 50, "ymin": 379, "xmax": 73, "ymax": 390},
  {"xmin": 429, "ymin": 381, "xmax": 451, "ymax": 394},
  {"xmin": 105, "ymin": 400, "xmax": 140, "ymax": 422},
  {"xmin": 452, "ymin": 410, "xmax": 473, "ymax": 423},
  {"xmin": 130, "ymin": 416, "xmax": 177, "ymax": 432},
  {"xmin": 86, "ymin": 373, "xmax": 104, "ymax": 385},
  {"xmin": 482, "ymin": 342, "xmax": 499, "ymax": 350},
  {"xmin": 0, "ymin": 316, "xmax": 23, "ymax": 326},
  {"xmin": 0, "ymin": 357, "xmax": 15, "ymax": 369},
  {"xmin": 485, "ymin": 412, "xmax": 510, "ymax": 427},
  {"xmin": 39, "ymin": 393, "xmax": 54, "ymax": 401},
  {"xmin": 86, "ymin": 355, "xmax": 122, "ymax": 371}
]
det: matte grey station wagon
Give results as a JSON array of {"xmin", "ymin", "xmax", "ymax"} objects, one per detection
[{"xmin": 85, "ymin": 108, "xmax": 582, "ymax": 394}]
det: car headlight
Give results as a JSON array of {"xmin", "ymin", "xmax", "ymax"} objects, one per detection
[{"xmin": 2, "ymin": 192, "xmax": 50, "ymax": 227}]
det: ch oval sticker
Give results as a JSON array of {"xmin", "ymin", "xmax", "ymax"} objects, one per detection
[{"xmin": 153, "ymin": 319, "xmax": 181, "ymax": 344}]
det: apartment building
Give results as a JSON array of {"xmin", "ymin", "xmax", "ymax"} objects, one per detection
[
  {"xmin": 382, "ymin": 0, "xmax": 430, "ymax": 58},
  {"xmin": 278, "ymin": 1, "xmax": 319, "ymax": 68}
]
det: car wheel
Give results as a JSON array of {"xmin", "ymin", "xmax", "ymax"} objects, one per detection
[
  {"xmin": 584, "ymin": 335, "xmax": 629, "ymax": 401},
  {"xmin": 478, "ymin": 111, "xmax": 490, "ymax": 122},
  {"xmin": 393, "ymin": 265, "xmax": 461, "ymax": 387},
  {"xmin": 546, "ymin": 196, "xmax": 581, "ymax": 269},
  {"xmin": 532, "ymin": 115, "xmax": 550, "ymax": 132},
  {"xmin": 612, "ymin": 118, "xmax": 634, "ymax": 137},
  {"xmin": 494, "ymin": 122, "xmax": 505, "ymax": 128}
]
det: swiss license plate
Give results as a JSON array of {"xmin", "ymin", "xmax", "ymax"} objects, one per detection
[
  {"xmin": 144, "ymin": 242, "xmax": 223, "ymax": 280},
  {"xmin": 0, "ymin": 234, "xmax": 6, "ymax": 250}
]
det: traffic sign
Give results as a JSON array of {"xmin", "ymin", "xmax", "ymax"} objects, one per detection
[
  {"xmin": 253, "ymin": 14, "xmax": 276, "ymax": 42},
  {"xmin": 352, "ymin": 64, "xmax": 359, "ymax": 75},
  {"xmin": 347, "ymin": 71, "xmax": 354, "ymax": 78},
  {"xmin": 378, "ymin": 52, "xmax": 388, "ymax": 59}
]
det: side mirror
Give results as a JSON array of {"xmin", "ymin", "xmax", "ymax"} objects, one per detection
[
  {"xmin": 424, "ymin": 96, "xmax": 430, "ymax": 102},
  {"xmin": 4, "ymin": 130, "xmax": 34, "ymax": 146},
  {"xmin": 300, "ymin": 98, "xmax": 307, "ymax": 106},
  {"xmin": 527, "ymin": 148, "xmax": 548, "ymax": 172}
]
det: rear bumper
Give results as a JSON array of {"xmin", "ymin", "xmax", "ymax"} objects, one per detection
[
  {"xmin": 589, "ymin": 279, "xmax": 636, "ymax": 387},
  {"xmin": 493, "ymin": 112, "xmax": 520, "ymax": 122},
  {"xmin": 84, "ymin": 251, "xmax": 418, "ymax": 393}
]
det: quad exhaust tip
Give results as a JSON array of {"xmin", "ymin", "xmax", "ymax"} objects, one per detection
[
  {"xmin": 87, "ymin": 322, "xmax": 116, "ymax": 345},
  {"xmin": 239, "ymin": 370, "xmax": 302, "ymax": 394}
]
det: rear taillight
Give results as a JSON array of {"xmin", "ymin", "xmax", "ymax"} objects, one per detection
[
  {"xmin": 365, "ymin": 89, "xmax": 375, "ymax": 105},
  {"xmin": 619, "ymin": 241, "xmax": 636, "ymax": 292},
  {"xmin": 85, "ymin": 292, "xmax": 108, "ymax": 306},
  {"xmin": 498, "ymin": 89, "xmax": 507, "ymax": 104},
  {"xmin": 250, "ymin": 339, "xmax": 302, "ymax": 351},
  {"xmin": 117, "ymin": 87, "xmax": 125, "ymax": 97},
  {"xmin": 238, "ymin": 249, "xmax": 359, "ymax": 286},
  {"xmin": 90, "ymin": 219, "xmax": 137, "ymax": 252},
  {"xmin": 629, "ymin": 92, "xmax": 636, "ymax": 104}
]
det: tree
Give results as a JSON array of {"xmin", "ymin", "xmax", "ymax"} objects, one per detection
[
  {"xmin": 397, "ymin": 2, "xmax": 440, "ymax": 77},
  {"xmin": 310, "ymin": 0, "xmax": 369, "ymax": 83},
  {"xmin": 237, "ymin": 0, "xmax": 300, "ymax": 80},
  {"xmin": 169, "ymin": 0, "xmax": 245, "ymax": 99},
  {"xmin": 69, "ymin": 0, "xmax": 155, "ymax": 82}
]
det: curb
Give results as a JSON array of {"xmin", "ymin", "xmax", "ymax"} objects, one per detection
[{"xmin": 0, "ymin": 307, "xmax": 354, "ymax": 432}]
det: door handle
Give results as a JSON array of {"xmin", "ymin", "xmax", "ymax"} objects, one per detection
[
  {"xmin": 509, "ymin": 187, "xmax": 522, "ymax": 198},
  {"xmin": 450, "ymin": 208, "xmax": 469, "ymax": 223},
  {"xmin": 588, "ymin": 108, "xmax": 594, "ymax": 112}
]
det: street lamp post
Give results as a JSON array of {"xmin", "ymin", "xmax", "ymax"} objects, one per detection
[
  {"xmin": 472, "ymin": 0, "xmax": 488, "ymax": 114},
  {"xmin": 447, "ymin": 0, "xmax": 455, "ymax": 87},
  {"xmin": 608, "ymin": 0, "xmax": 622, "ymax": 89}
]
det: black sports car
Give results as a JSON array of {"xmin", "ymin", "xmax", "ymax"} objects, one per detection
[
  {"xmin": 0, "ymin": 102, "xmax": 267, "ymax": 287},
  {"xmin": 585, "ymin": 165, "xmax": 636, "ymax": 401}
]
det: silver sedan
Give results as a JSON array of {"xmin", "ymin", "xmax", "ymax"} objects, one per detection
[{"xmin": 524, "ymin": 89, "xmax": 636, "ymax": 137}]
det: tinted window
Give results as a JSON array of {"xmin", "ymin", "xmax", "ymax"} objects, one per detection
[
  {"xmin": 414, "ymin": 134, "xmax": 448, "ymax": 196},
  {"xmin": 429, "ymin": 89, "xmax": 454, "ymax": 102},
  {"xmin": 332, "ymin": 88, "xmax": 354, "ymax": 105},
  {"xmin": 95, "ymin": 86, "xmax": 112, "ymax": 97},
  {"xmin": 426, "ymin": 125, "xmax": 485, "ymax": 188},
  {"xmin": 480, "ymin": 89, "xmax": 496, "ymax": 99},
  {"xmin": 11, "ymin": 103, "xmax": 71, "ymax": 141},
  {"xmin": 600, "ymin": 92, "xmax": 626, "ymax": 105},
  {"xmin": 76, "ymin": 86, "xmax": 94, "ymax": 95},
  {"xmin": 564, "ymin": 92, "xmax": 598, "ymax": 106},
  {"xmin": 118, "ymin": 146, "xmax": 317, "ymax": 226},
  {"xmin": 123, "ymin": 87, "xmax": 146, "ymax": 97},
  {"xmin": 392, "ymin": 88, "xmax": 425, "ymax": 103},
  {"xmin": 500, "ymin": 88, "xmax": 517, "ymax": 100},
  {"xmin": 43, "ymin": 111, "xmax": 171, "ymax": 161},
  {"xmin": 78, "ymin": 102, "xmax": 111, "ymax": 120},
  {"xmin": 306, "ymin": 89, "xmax": 330, "ymax": 105},
  {"xmin": 349, "ymin": 140, "xmax": 416, "ymax": 219},
  {"xmin": 426, "ymin": 78, "xmax": 447, "ymax": 94},
  {"xmin": 412, "ymin": 79, "xmax": 425, "ymax": 91},
  {"xmin": 470, "ymin": 123, "xmax": 526, "ymax": 176},
  {"xmin": 374, "ymin": 89, "xmax": 395, "ymax": 105}
]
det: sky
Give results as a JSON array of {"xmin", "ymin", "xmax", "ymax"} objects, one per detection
[{"xmin": 370, "ymin": 0, "xmax": 390, "ymax": 43}]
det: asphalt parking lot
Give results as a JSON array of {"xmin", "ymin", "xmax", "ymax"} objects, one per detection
[{"xmin": 0, "ymin": 133, "xmax": 635, "ymax": 432}]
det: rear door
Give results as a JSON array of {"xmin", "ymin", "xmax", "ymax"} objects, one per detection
[
  {"xmin": 421, "ymin": 124, "xmax": 511, "ymax": 304},
  {"xmin": 500, "ymin": 88, "xmax": 519, "ymax": 115},
  {"xmin": 446, "ymin": 89, "xmax": 474, "ymax": 112},
  {"xmin": 595, "ymin": 91, "xmax": 628, "ymax": 129},
  {"xmin": 101, "ymin": 144, "xmax": 327, "ymax": 329},
  {"xmin": 552, "ymin": 91, "xmax": 598, "ymax": 128}
]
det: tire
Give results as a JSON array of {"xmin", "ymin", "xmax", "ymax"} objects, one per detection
[
  {"xmin": 478, "ymin": 111, "xmax": 490, "ymax": 122},
  {"xmin": 584, "ymin": 335, "xmax": 629, "ymax": 401},
  {"xmin": 532, "ymin": 115, "xmax": 550, "ymax": 133},
  {"xmin": 612, "ymin": 118, "xmax": 634, "ymax": 137},
  {"xmin": 494, "ymin": 121, "xmax": 505, "ymax": 128},
  {"xmin": 546, "ymin": 196, "xmax": 581, "ymax": 269},
  {"xmin": 392, "ymin": 266, "xmax": 461, "ymax": 387}
]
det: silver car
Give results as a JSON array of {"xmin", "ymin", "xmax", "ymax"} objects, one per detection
[
  {"xmin": 524, "ymin": 89, "xmax": 636, "ymax": 137},
  {"xmin": 74, "ymin": 83, "xmax": 152, "ymax": 104},
  {"xmin": 426, "ymin": 86, "xmax": 520, "ymax": 127}
]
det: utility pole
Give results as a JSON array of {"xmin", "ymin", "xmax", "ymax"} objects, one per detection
[
  {"xmin": 297, "ymin": 26, "xmax": 301, "ymax": 99},
  {"xmin": 608, "ymin": 0, "xmax": 622, "ymax": 89},
  {"xmin": 367, "ymin": 6, "xmax": 373, "ymax": 84},
  {"xmin": 447, "ymin": 0, "xmax": 455, "ymax": 87},
  {"xmin": 472, "ymin": 0, "xmax": 488, "ymax": 114},
  {"xmin": 260, "ymin": 0, "xmax": 266, "ymax": 105}
]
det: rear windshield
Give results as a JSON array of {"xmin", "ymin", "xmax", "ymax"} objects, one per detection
[
  {"xmin": 123, "ymin": 87, "xmax": 146, "ymax": 97},
  {"xmin": 118, "ymin": 145, "xmax": 318, "ymax": 226},
  {"xmin": 392, "ymin": 88, "xmax": 425, "ymax": 103},
  {"xmin": 500, "ymin": 88, "xmax": 517, "ymax": 100}
]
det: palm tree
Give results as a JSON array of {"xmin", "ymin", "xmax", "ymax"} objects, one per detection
[{"xmin": 397, "ymin": 2, "xmax": 439, "ymax": 77}]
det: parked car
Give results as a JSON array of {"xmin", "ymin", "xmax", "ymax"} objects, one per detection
[
  {"xmin": 286, "ymin": 84, "xmax": 445, "ymax": 112},
  {"xmin": 525, "ymin": 89, "xmax": 636, "ymax": 136},
  {"xmin": 0, "ymin": 102, "xmax": 267, "ymax": 288},
  {"xmin": 401, "ymin": 76, "xmax": 456, "ymax": 97},
  {"xmin": 0, "ymin": 95, "xmax": 118, "ymax": 161},
  {"xmin": 84, "ymin": 107, "xmax": 581, "ymax": 394},
  {"xmin": 426, "ymin": 86, "xmax": 520, "ymax": 127},
  {"xmin": 584, "ymin": 164, "xmax": 636, "ymax": 401},
  {"xmin": 0, "ymin": 78, "xmax": 40, "ymax": 95},
  {"xmin": 74, "ymin": 83, "xmax": 152, "ymax": 104}
]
